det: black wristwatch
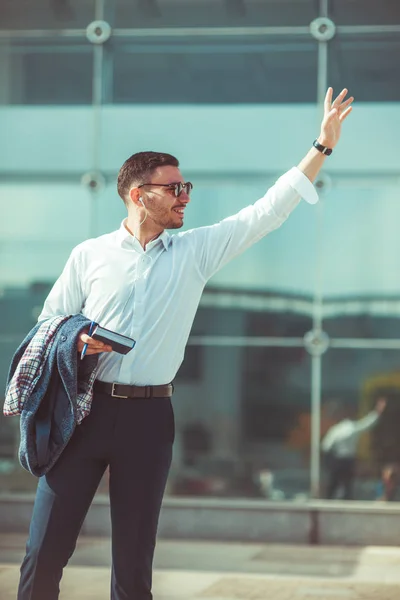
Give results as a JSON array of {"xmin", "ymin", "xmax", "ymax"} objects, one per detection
[{"xmin": 313, "ymin": 139, "xmax": 333, "ymax": 156}]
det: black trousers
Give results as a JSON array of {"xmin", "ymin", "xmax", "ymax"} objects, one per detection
[
  {"xmin": 17, "ymin": 390, "xmax": 174, "ymax": 600},
  {"xmin": 326, "ymin": 456, "xmax": 355, "ymax": 500}
]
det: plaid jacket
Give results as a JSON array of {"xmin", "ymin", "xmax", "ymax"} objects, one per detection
[{"xmin": 4, "ymin": 314, "xmax": 98, "ymax": 476}]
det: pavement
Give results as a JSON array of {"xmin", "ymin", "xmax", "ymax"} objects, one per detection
[{"xmin": 1, "ymin": 533, "xmax": 400, "ymax": 599}]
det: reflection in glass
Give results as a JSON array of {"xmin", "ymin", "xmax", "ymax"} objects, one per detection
[
  {"xmin": 324, "ymin": 313, "xmax": 400, "ymax": 340},
  {"xmin": 168, "ymin": 344, "xmax": 311, "ymax": 500},
  {"xmin": 189, "ymin": 303, "xmax": 312, "ymax": 338},
  {"xmin": 0, "ymin": 0, "xmax": 95, "ymax": 30},
  {"xmin": 330, "ymin": 0, "xmax": 400, "ymax": 26},
  {"xmin": 0, "ymin": 184, "xmax": 93, "ymax": 285},
  {"xmin": 112, "ymin": 37, "xmax": 317, "ymax": 103},
  {"xmin": 112, "ymin": 0, "xmax": 317, "ymax": 28},
  {"xmin": 321, "ymin": 348, "xmax": 400, "ymax": 502},
  {"xmin": 329, "ymin": 35, "xmax": 400, "ymax": 102},
  {"xmin": 319, "ymin": 182, "xmax": 400, "ymax": 338},
  {"xmin": 2, "ymin": 44, "xmax": 93, "ymax": 105}
]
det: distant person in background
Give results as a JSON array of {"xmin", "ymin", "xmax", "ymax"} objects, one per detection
[
  {"xmin": 321, "ymin": 398, "xmax": 386, "ymax": 500},
  {"xmin": 256, "ymin": 467, "xmax": 285, "ymax": 501},
  {"xmin": 376, "ymin": 463, "xmax": 399, "ymax": 502}
]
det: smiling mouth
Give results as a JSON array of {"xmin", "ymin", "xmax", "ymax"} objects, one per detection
[{"xmin": 173, "ymin": 207, "xmax": 185, "ymax": 216}]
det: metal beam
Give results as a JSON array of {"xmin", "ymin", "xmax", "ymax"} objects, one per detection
[
  {"xmin": 1, "ymin": 24, "xmax": 400, "ymax": 41},
  {"xmin": 0, "ymin": 170, "xmax": 399, "ymax": 185}
]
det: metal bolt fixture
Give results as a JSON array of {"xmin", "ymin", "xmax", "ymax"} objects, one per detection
[
  {"xmin": 86, "ymin": 20, "xmax": 112, "ymax": 44},
  {"xmin": 81, "ymin": 171, "xmax": 106, "ymax": 192},
  {"xmin": 309, "ymin": 17, "xmax": 336, "ymax": 42},
  {"xmin": 303, "ymin": 329, "xmax": 330, "ymax": 356}
]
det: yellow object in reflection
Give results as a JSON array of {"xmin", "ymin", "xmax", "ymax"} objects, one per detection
[{"xmin": 358, "ymin": 372, "xmax": 400, "ymax": 462}]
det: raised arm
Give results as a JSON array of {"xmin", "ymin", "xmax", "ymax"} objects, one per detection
[
  {"xmin": 298, "ymin": 87, "xmax": 353, "ymax": 182},
  {"xmin": 353, "ymin": 398, "xmax": 386, "ymax": 434},
  {"xmin": 190, "ymin": 87, "xmax": 354, "ymax": 281}
]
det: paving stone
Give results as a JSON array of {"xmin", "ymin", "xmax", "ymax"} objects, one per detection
[{"xmin": 200, "ymin": 577, "xmax": 400, "ymax": 600}]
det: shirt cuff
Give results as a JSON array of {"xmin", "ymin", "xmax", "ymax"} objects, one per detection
[{"xmin": 280, "ymin": 166, "xmax": 319, "ymax": 205}]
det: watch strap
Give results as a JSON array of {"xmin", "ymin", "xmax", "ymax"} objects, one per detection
[{"xmin": 313, "ymin": 139, "xmax": 333, "ymax": 156}]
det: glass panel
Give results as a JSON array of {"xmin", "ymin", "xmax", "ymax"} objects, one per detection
[
  {"xmin": 112, "ymin": 37, "xmax": 318, "ymax": 103},
  {"xmin": 329, "ymin": 34, "xmax": 400, "ymax": 102},
  {"xmin": 92, "ymin": 184, "xmax": 126, "ymax": 238},
  {"xmin": 330, "ymin": 0, "xmax": 400, "ymax": 26},
  {"xmin": 321, "ymin": 348, "xmax": 400, "ymax": 502},
  {"xmin": 112, "ymin": 0, "xmax": 317, "ymax": 28},
  {"xmin": 0, "ymin": 183, "xmax": 93, "ymax": 286},
  {"xmin": 0, "ymin": 0, "xmax": 95, "ymax": 30},
  {"xmin": 1, "ymin": 43, "xmax": 93, "ymax": 105},
  {"xmin": 324, "ymin": 314, "xmax": 400, "ymax": 340},
  {"xmin": 319, "ymin": 182, "xmax": 400, "ymax": 338},
  {"xmin": 1, "ymin": 109, "xmax": 94, "ymax": 173},
  {"xmin": 167, "ymin": 344, "xmax": 311, "ymax": 500},
  {"xmin": 190, "ymin": 306, "xmax": 312, "ymax": 337}
]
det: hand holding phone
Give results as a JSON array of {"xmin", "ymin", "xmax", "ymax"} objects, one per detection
[
  {"xmin": 79, "ymin": 322, "xmax": 136, "ymax": 359},
  {"xmin": 91, "ymin": 325, "xmax": 136, "ymax": 355}
]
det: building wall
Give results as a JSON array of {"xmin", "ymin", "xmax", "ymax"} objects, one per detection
[{"xmin": 1, "ymin": 0, "xmax": 400, "ymax": 504}]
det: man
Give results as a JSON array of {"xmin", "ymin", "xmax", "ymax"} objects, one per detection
[
  {"xmin": 17, "ymin": 87, "xmax": 353, "ymax": 600},
  {"xmin": 321, "ymin": 397, "xmax": 386, "ymax": 500}
]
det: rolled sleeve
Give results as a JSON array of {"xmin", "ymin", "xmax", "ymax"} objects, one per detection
[{"xmin": 278, "ymin": 166, "xmax": 319, "ymax": 205}]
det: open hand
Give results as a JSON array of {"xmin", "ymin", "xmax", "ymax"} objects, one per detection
[{"xmin": 317, "ymin": 87, "xmax": 354, "ymax": 150}]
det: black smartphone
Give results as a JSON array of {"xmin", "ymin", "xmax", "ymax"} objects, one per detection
[{"xmin": 91, "ymin": 325, "xmax": 136, "ymax": 355}]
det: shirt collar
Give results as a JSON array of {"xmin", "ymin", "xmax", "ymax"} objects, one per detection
[{"xmin": 116, "ymin": 220, "xmax": 171, "ymax": 251}]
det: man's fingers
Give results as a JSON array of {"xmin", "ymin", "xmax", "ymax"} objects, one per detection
[
  {"xmin": 339, "ymin": 96, "xmax": 354, "ymax": 112},
  {"xmin": 78, "ymin": 333, "xmax": 112, "ymax": 353},
  {"xmin": 80, "ymin": 333, "xmax": 105, "ymax": 348},
  {"xmin": 324, "ymin": 107, "xmax": 338, "ymax": 123},
  {"xmin": 339, "ymin": 106, "xmax": 353, "ymax": 122},
  {"xmin": 332, "ymin": 88, "xmax": 348, "ymax": 109},
  {"xmin": 324, "ymin": 87, "xmax": 333, "ymax": 112},
  {"xmin": 80, "ymin": 333, "xmax": 93, "ymax": 344}
]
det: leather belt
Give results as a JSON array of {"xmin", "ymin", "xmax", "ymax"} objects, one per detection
[{"xmin": 94, "ymin": 380, "xmax": 174, "ymax": 399}]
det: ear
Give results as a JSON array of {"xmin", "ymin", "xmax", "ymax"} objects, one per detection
[{"xmin": 128, "ymin": 187, "xmax": 142, "ymax": 208}]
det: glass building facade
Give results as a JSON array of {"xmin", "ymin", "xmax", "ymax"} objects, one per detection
[{"xmin": 1, "ymin": 0, "xmax": 400, "ymax": 502}]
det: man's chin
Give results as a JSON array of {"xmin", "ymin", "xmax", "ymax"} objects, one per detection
[{"xmin": 167, "ymin": 219, "xmax": 184, "ymax": 230}]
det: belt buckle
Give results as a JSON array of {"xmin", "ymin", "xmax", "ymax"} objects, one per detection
[{"xmin": 111, "ymin": 383, "xmax": 128, "ymax": 399}]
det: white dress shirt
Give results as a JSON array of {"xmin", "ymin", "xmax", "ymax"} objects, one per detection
[
  {"xmin": 39, "ymin": 167, "xmax": 318, "ymax": 385},
  {"xmin": 321, "ymin": 411, "xmax": 380, "ymax": 458}
]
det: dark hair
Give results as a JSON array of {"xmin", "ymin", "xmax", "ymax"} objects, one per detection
[{"xmin": 117, "ymin": 151, "xmax": 179, "ymax": 204}]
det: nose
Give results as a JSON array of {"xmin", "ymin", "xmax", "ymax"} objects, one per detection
[{"xmin": 179, "ymin": 191, "xmax": 190, "ymax": 204}]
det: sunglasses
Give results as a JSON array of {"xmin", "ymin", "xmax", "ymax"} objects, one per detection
[{"xmin": 138, "ymin": 181, "xmax": 193, "ymax": 198}]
